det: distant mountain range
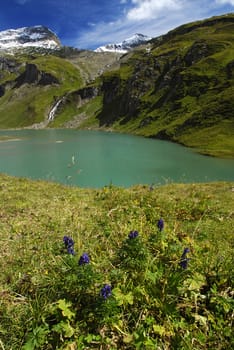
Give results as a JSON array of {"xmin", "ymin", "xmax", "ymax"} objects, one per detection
[
  {"xmin": 0, "ymin": 25, "xmax": 61, "ymax": 52},
  {"xmin": 0, "ymin": 26, "xmax": 150, "ymax": 53},
  {"xmin": 94, "ymin": 33, "xmax": 151, "ymax": 53}
]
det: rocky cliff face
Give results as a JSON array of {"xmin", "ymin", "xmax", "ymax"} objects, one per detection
[
  {"xmin": 98, "ymin": 58, "xmax": 157, "ymax": 125},
  {"xmin": 96, "ymin": 15, "xmax": 234, "ymax": 134},
  {"xmin": 0, "ymin": 56, "xmax": 20, "ymax": 73},
  {"xmin": 14, "ymin": 63, "xmax": 59, "ymax": 87},
  {"xmin": 91, "ymin": 14, "xmax": 234, "ymax": 157},
  {"xmin": 0, "ymin": 62, "xmax": 60, "ymax": 100}
]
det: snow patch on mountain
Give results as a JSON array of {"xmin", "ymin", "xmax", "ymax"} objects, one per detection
[
  {"xmin": 0, "ymin": 25, "xmax": 61, "ymax": 52},
  {"xmin": 95, "ymin": 33, "xmax": 151, "ymax": 53}
]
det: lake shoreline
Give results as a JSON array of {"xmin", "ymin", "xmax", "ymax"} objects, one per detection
[
  {"xmin": 0, "ymin": 129, "xmax": 233, "ymax": 188},
  {"xmin": 0, "ymin": 126, "xmax": 233, "ymax": 160}
]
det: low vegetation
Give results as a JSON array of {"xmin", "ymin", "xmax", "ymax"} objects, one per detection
[{"xmin": 0, "ymin": 173, "xmax": 233, "ymax": 349}]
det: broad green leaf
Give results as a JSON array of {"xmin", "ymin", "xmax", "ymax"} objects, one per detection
[
  {"xmin": 113, "ymin": 288, "xmax": 134, "ymax": 306},
  {"xmin": 123, "ymin": 334, "xmax": 133, "ymax": 343},
  {"xmin": 153, "ymin": 324, "xmax": 166, "ymax": 336},
  {"xmin": 57, "ymin": 299, "xmax": 75, "ymax": 320},
  {"xmin": 193, "ymin": 314, "xmax": 208, "ymax": 327},
  {"xmin": 187, "ymin": 273, "xmax": 206, "ymax": 291},
  {"xmin": 53, "ymin": 321, "xmax": 75, "ymax": 338},
  {"xmin": 22, "ymin": 339, "xmax": 35, "ymax": 350},
  {"xmin": 22, "ymin": 326, "xmax": 49, "ymax": 350},
  {"xmin": 125, "ymin": 292, "xmax": 134, "ymax": 305}
]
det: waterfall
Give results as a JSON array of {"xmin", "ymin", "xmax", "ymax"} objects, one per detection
[{"xmin": 48, "ymin": 98, "xmax": 63, "ymax": 121}]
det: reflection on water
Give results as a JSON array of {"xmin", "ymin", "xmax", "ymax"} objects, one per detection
[{"xmin": 0, "ymin": 129, "xmax": 233, "ymax": 188}]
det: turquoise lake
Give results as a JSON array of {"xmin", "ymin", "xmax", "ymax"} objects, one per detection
[{"xmin": 0, "ymin": 129, "xmax": 233, "ymax": 188}]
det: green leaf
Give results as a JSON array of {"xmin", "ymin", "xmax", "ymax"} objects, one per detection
[
  {"xmin": 57, "ymin": 299, "xmax": 75, "ymax": 320},
  {"xmin": 187, "ymin": 273, "xmax": 206, "ymax": 291},
  {"xmin": 22, "ymin": 339, "xmax": 35, "ymax": 350},
  {"xmin": 22, "ymin": 326, "xmax": 49, "ymax": 350},
  {"xmin": 193, "ymin": 314, "xmax": 208, "ymax": 327},
  {"xmin": 113, "ymin": 288, "xmax": 134, "ymax": 306},
  {"xmin": 52, "ymin": 321, "xmax": 75, "ymax": 338},
  {"xmin": 125, "ymin": 292, "xmax": 134, "ymax": 305},
  {"xmin": 123, "ymin": 334, "xmax": 133, "ymax": 344},
  {"xmin": 153, "ymin": 324, "xmax": 166, "ymax": 336}
]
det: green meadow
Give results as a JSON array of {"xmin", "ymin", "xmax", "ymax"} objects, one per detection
[{"xmin": 0, "ymin": 174, "xmax": 233, "ymax": 349}]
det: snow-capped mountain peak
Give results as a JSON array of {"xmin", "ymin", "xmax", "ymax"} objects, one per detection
[
  {"xmin": 0, "ymin": 25, "xmax": 61, "ymax": 52},
  {"xmin": 95, "ymin": 33, "xmax": 151, "ymax": 53}
]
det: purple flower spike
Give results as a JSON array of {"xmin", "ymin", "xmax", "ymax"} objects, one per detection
[
  {"xmin": 67, "ymin": 246, "xmax": 75, "ymax": 255},
  {"xmin": 157, "ymin": 218, "xmax": 164, "ymax": 232},
  {"xmin": 63, "ymin": 235, "xmax": 69, "ymax": 244},
  {"xmin": 179, "ymin": 247, "xmax": 190, "ymax": 269},
  {"xmin": 100, "ymin": 284, "xmax": 112, "ymax": 299},
  {"xmin": 78, "ymin": 253, "xmax": 90, "ymax": 265},
  {"xmin": 63, "ymin": 236, "xmax": 74, "ymax": 248},
  {"xmin": 128, "ymin": 230, "xmax": 139, "ymax": 239},
  {"xmin": 182, "ymin": 248, "xmax": 190, "ymax": 255},
  {"xmin": 63, "ymin": 236, "xmax": 75, "ymax": 255}
]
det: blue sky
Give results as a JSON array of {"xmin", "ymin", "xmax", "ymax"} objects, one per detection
[{"xmin": 1, "ymin": 0, "xmax": 234, "ymax": 49}]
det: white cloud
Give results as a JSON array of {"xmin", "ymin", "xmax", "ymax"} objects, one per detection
[
  {"xmin": 74, "ymin": 0, "xmax": 233, "ymax": 49},
  {"xmin": 216, "ymin": 0, "xmax": 234, "ymax": 6},
  {"xmin": 127, "ymin": 0, "xmax": 183, "ymax": 21},
  {"xmin": 216, "ymin": 0, "xmax": 234, "ymax": 5}
]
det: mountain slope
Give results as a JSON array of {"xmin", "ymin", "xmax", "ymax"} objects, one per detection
[
  {"xmin": 0, "ymin": 41, "xmax": 123, "ymax": 128},
  {"xmin": 80, "ymin": 13, "xmax": 233, "ymax": 157},
  {"xmin": 0, "ymin": 54, "xmax": 83, "ymax": 128}
]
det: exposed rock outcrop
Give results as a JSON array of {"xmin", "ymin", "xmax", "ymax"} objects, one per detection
[
  {"xmin": 0, "ymin": 57, "xmax": 20, "ymax": 73},
  {"xmin": 14, "ymin": 63, "xmax": 59, "ymax": 88},
  {"xmin": 47, "ymin": 86, "xmax": 99, "ymax": 123},
  {"xmin": 95, "ymin": 13, "xmax": 234, "ymax": 147},
  {"xmin": 0, "ymin": 85, "xmax": 5, "ymax": 97}
]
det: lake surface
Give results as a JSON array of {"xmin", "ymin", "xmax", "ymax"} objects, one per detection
[{"xmin": 0, "ymin": 129, "xmax": 233, "ymax": 188}]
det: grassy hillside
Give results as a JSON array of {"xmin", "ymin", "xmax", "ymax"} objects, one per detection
[
  {"xmin": 0, "ymin": 55, "xmax": 83, "ymax": 128},
  {"xmin": 0, "ymin": 173, "xmax": 233, "ymax": 349},
  {"xmin": 0, "ymin": 50, "xmax": 121, "ymax": 129},
  {"xmin": 87, "ymin": 14, "xmax": 234, "ymax": 158}
]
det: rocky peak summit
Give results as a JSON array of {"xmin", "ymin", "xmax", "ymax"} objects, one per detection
[
  {"xmin": 0, "ymin": 25, "xmax": 61, "ymax": 52},
  {"xmin": 95, "ymin": 33, "xmax": 151, "ymax": 53}
]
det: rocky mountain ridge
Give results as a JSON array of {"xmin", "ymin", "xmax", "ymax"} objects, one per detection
[
  {"xmin": 95, "ymin": 33, "xmax": 151, "ymax": 53},
  {"xmin": 0, "ymin": 25, "xmax": 61, "ymax": 52}
]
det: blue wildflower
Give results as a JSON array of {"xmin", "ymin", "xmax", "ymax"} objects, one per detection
[
  {"xmin": 63, "ymin": 236, "xmax": 75, "ymax": 254},
  {"xmin": 67, "ymin": 246, "xmax": 75, "ymax": 255},
  {"xmin": 63, "ymin": 236, "xmax": 74, "ymax": 248},
  {"xmin": 179, "ymin": 248, "xmax": 190, "ymax": 269},
  {"xmin": 100, "ymin": 284, "xmax": 112, "ymax": 300},
  {"xmin": 128, "ymin": 230, "xmax": 139, "ymax": 239},
  {"xmin": 78, "ymin": 253, "xmax": 90, "ymax": 265},
  {"xmin": 157, "ymin": 218, "xmax": 164, "ymax": 231}
]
